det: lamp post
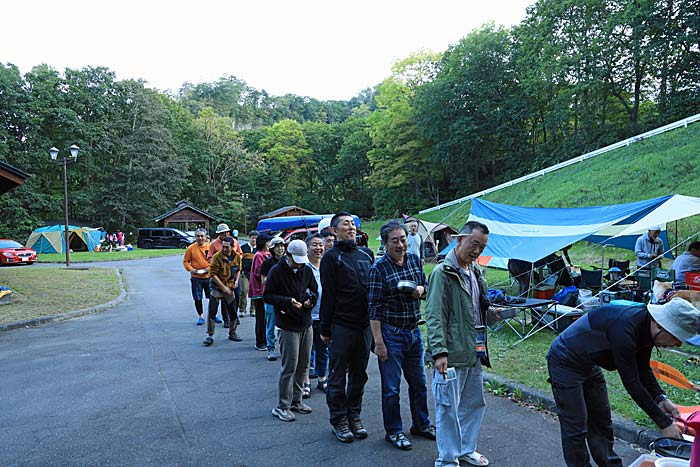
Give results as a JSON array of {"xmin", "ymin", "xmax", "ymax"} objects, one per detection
[
  {"xmin": 241, "ymin": 192, "xmax": 249, "ymax": 234},
  {"xmin": 49, "ymin": 144, "xmax": 80, "ymax": 268}
]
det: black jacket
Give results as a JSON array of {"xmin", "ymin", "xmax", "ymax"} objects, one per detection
[
  {"xmin": 319, "ymin": 240, "xmax": 375, "ymax": 336},
  {"xmin": 263, "ymin": 257, "xmax": 317, "ymax": 332}
]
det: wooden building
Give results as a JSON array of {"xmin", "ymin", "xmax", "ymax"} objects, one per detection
[
  {"xmin": 259, "ymin": 205, "xmax": 316, "ymax": 220},
  {"xmin": 0, "ymin": 161, "xmax": 29, "ymax": 196},
  {"xmin": 154, "ymin": 201, "xmax": 219, "ymax": 232}
]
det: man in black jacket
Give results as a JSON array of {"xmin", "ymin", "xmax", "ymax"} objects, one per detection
[
  {"xmin": 264, "ymin": 239, "xmax": 317, "ymax": 423},
  {"xmin": 547, "ymin": 298, "xmax": 700, "ymax": 467},
  {"xmin": 320, "ymin": 211, "xmax": 375, "ymax": 443}
]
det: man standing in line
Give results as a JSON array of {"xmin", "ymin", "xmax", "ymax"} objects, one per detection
[
  {"xmin": 320, "ymin": 211, "xmax": 375, "ymax": 443},
  {"xmin": 369, "ymin": 220, "xmax": 435, "ymax": 451},
  {"xmin": 183, "ymin": 228, "xmax": 211, "ymax": 326},
  {"xmin": 425, "ymin": 221, "xmax": 501, "ymax": 467},
  {"xmin": 208, "ymin": 223, "xmax": 243, "ymax": 326},
  {"xmin": 307, "ymin": 233, "xmax": 329, "ymax": 392},
  {"xmin": 264, "ymin": 240, "xmax": 317, "ymax": 422},
  {"xmin": 635, "ymin": 226, "xmax": 664, "ymax": 270},
  {"xmin": 406, "ymin": 219, "xmax": 424, "ymax": 265},
  {"xmin": 239, "ymin": 230, "xmax": 258, "ymax": 318},
  {"xmin": 321, "ymin": 230, "xmax": 336, "ymax": 252},
  {"xmin": 203, "ymin": 237, "xmax": 242, "ymax": 346}
]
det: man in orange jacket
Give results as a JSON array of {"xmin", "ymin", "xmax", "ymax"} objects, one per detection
[{"xmin": 183, "ymin": 228, "xmax": 212, "ymax": 325}]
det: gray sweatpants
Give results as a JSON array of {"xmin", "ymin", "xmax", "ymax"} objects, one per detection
[{"xmin": 277, "ymin": 326, "xmax": 313, "ymax": 409}]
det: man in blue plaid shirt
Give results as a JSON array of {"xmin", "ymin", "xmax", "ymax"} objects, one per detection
[{"xmin": 369, "ymin": 219, "xmax": 436, "ymax": 451}]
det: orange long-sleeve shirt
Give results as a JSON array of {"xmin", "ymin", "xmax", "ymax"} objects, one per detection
[{"xmin": 184, "ymin": 242, "xmax": 210, "ymax": 278}]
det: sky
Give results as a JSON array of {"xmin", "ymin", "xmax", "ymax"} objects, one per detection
[{"xmin": 2, "ymin": 0, "xmax": 535, "ymax": 101}]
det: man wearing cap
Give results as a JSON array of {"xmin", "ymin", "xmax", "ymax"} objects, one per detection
[
  {"xmin": 317, "ymin": 217, "xmax": 332, "ymax": 235},
  {"xmin": 635, "ymin": 226, "xmax": 664, "ymax": 270},
  {"xmin": 405, "ymin": 219, "xmax": 424, "ymax": 265},
  {"xmin": 203, "ymin": 236, "xmax": 242, "ymax": 346},
  {"xmin": 264, "ymin": 239, "xmax": 318, "ymax": 422},
  {"xmin": 547, "ymin": 298, "xmax": 700, "ymax": 466},
  {"xmin": 183, "ymin": 228, "xmax": 211, "ymax": 325},
  {"xmin": 239, "ymin": 230, "xmax": 258, "ymax": 318},
  {"xmin": 208, "ymin": 223, "xmax": 243, "ymax": 326}
]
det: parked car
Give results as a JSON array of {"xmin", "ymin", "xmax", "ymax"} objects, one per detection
[
  {"xmin": 136, "ymin": 228, "xmax": 194, "ymax": 249},
  {"xmin": 0, "ymin": 239, "xmax": 37, "ymax": 265}
]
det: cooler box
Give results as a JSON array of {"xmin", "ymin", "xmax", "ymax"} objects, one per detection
[
  {"xmin": 634, "ymin": 269, "xmax": 652, "ymax": 290},
  {"xmin": 687, "ymin": 272, "xmax": 700, "ymax": 291},
  {"xmin": 534, "ymin": 286, "xmax": 555, "ymax": 300},
  {"xmin": 544, "ymin": 305, "xmax": 585, "ymax": 332},
  {"xmin": 653, "ymin": 267, "xmax": 675, "ymax": 283}
]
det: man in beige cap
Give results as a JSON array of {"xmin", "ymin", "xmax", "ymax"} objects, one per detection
[
  {"xmin": 547, "ymin": 298, "xmax": 700, "ymax": 467},
  {"xmin": 208, "ymin": 223, "xmax": 242, "ymax": 326}
]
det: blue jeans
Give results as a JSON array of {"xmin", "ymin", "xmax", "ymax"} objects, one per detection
[
  {"xmin": 432, "ymin": 363, "xmax": 485, "ymax": 467},
  {"xmin": 190, "ymin": 277, "xmax": 210, "ymax": 301},
  {"xmin": 378, "ymin": 323, "xmax": 431, "ymax": 435},
  {"xmin": 264, "ymin": 303, "xmax": 276, "ymax": 351},
  {"xmin": 312, "ymin": 320, "xmax": 328, "ymax": 378}
]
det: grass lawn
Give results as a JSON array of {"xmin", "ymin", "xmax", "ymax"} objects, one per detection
[
  {"xmin": 0, "ymin": 267, "xmax": 122, "ymax": 324},
  {"xmin": 38, "ymin": 247, "xmax": 183, "ymax": 263}
]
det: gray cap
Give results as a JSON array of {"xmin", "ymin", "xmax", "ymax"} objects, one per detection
[
  {"xmin": 287, "ymin": 239, "xmax": 309, "ymax": 264},
  {"xmin": 215, "ymin": 223, "xmax": 231, "ymax": 234},
  {"xmin": 648, "ymin": 298, "xmax": 700, "ymax": 344}
]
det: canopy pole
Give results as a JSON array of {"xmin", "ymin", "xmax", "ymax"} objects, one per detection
[
  {"xmin": 601, "ymin": 245, "xmax": 606, "ymax": 290},
  {"xmin": 675, "ymin": 220, "xmax": 679, "ymax": 257}
]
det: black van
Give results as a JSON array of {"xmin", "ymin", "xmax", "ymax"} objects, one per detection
[{"xmin": 137, "ymin": 228, "xmax": 194, "ymax": 249}]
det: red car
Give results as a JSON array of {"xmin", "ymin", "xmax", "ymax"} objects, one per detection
[{"xmin": 0, "ymin": 239, "xmax": 37, "ymax": 265}]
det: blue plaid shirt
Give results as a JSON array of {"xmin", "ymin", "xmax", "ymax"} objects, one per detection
[{"xmin": 368, "ymin": 252, "xmax": 427, "ymax": 328}]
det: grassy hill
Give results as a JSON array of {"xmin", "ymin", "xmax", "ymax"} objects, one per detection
[{"xmin": 419, "ymin": 121, "xmax": 700, "ymax": 247}]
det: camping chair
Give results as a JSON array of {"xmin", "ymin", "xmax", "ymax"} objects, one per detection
[
  {"xmin": 608, "ymin": 259, "xmax": 631, "ymax": 275},
  {"xmin": 579, "ymin": 268, "xmax": 604, "ymax": 292}
]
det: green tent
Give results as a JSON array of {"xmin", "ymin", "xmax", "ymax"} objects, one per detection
[{"xmin": 26, "ymin": 225, "xmax": 101, "ymax": 254}]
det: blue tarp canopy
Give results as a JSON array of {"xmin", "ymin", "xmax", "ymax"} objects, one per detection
[
  {"xmin": 439, "ymin": 194, "xmax": 700, "ymax": 267},
  {"xmin": 256, "ymin": 214, "xmax": 362, "ymax": 232}
]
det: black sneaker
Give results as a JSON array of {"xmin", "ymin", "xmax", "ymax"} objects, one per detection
[
  {"xmin": 223, "ymin": 321, "xmax": 230, "ymax": 328},
  {"xmin": 255, "ymin": 345, "xmax": 267, "ymax": 351},
  {"xmin": 203, "ymin": 336, "xmax": 213, "ymax": 346},
  {"xmin": 410, "ymin": 424, "xmax": 436, "ymax": 440},
  {"xmin": 332, "ymin": 419, "xmax": 354, "ymax": 443},
  {"xmin": 348, "ymin": 418, "xmax": 368, "ymax": 439},
  {"xmin": 228, "ymin": 333, "xmax": 242, "ymax": 342}
]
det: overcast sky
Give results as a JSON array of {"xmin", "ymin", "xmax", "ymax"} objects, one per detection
[{"xmin": 2, "ymin": 0, "xmax": 535, "ymax": 101}]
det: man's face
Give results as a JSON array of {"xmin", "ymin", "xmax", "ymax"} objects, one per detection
[
  {"xmin": 649, "ymin": 230, "xmax": 661, "ymax": 240},
  {"xmin": 692, "ymin": 248, "xmax": 700, "ymax": 258},
  {"xmin": 195, "ymin": 231, "xmax": 207, "ymax": 246},
  {"xmin": 250, "ymin": 235, "xmax": 257, "ymax": 247},
  {"xmin": 219, "ymin": 231, "xmax": 230, "ymax": 240},
  {"xmin": 287, "ymin": 256, "xmax": 306, "ymax": 271},
  {"xmin": 454, "ymin": 230, "xmax": 488, "ymax": 266},
  {"xmin": 323, "ymin": 235, "xmax": 336, "ymax": 252},
  {"xmin": 408, "ymin": 222, "xmax": 418, "ymax": 234},
  {"xmin": 308, "ymin": 238, "xmax": 324, "ymax": 260},
  {"xmin": 652, "ymin": 324, "xmax": 682, "ymax": 348},
  {"xmin": 333, "ymin": 216, "xmax": 356, "ymax": 242},
  {"xmin": 385, "ymin": 229, "xmax": 407, "ymax": 263},
  {"xmin": 272, "ymin": 243, "xmax": 285, "ymax": 257},
  {"xmin": 221, "ymin": 241, "xmax": 233, "ymax": 256}
]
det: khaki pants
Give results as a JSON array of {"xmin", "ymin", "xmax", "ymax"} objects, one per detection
[{"xmin": 238, "ymin": 274, "xmax": 250, "ymax": 314}]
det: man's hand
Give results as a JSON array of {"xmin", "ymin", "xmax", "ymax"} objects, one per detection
[
  {"xmin": 374, "ymin": 341, "xmax": 388, "ymax": 361},
  {"xmin": 659, "ymin": 398, "xmax": 681, "ymax": 419},
  {"xmin": 434, "ymin": 355, "xmax": 448, "ymax": 377},
  {"xmin": 661, "ymin": 423, "xmax": 683, "ymax": 439},
  {"xmin": 303, "ymin": 299, "xmax": 312, "ymax": 308},
  {"xmin": 290, "ymin": 298, "xmax": 302, "ymax": 309},
  {"xmin": 321, "ymin": 334, "xmax": 330, "ymax": 344},
  {"xmin": 233, "ymin": 281, "xmax": 239, "ymax": 289},
  {"xmin": 223, "ymin": 287, "xmax": 232, "ymax": 297},
  {"xmin": 411, "ymin": 285, "xmax": 425, "ymax": 300}
]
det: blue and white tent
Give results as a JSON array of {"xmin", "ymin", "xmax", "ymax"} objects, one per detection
[{"xmin": 439, "ymin": 194, "xmax": 700, "ymax": 268}]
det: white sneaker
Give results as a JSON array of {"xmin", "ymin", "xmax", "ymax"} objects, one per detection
[{"xmin": 272, "ymin": 407, "xmax": 296, "ymax": 422}]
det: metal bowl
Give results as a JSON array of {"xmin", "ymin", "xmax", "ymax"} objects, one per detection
[{"xmin": 397, "ymin": 280, "xmax": 418, "ymax": 294}]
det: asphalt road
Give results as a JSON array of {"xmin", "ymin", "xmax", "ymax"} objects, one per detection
[{"xmin": 0, "ymin": 256, "xmax": 646, "ymax": 466}]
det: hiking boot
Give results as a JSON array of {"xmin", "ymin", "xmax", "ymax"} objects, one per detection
[
  {"xmin": 203, "ymin": 336, "xmax": 213, "ymax": 346},
  {"xmin": 385, "ymin": 432, "xmax": 412, "ymax": 450},
  {"xmin": 410, "ymin": 424, "xmax": 437, "ymax": 440},
  {"xmin": 223, "ymin": 321, "xmax": 230, "ymax": 328},
  {"xmin": 267, "ymin": 350, "xmax": 277, "ymax": 361},
  {"xmin": 272, "ymin": 407, "xmax": 295, "ymax": 422},
  {"xmin": 332, "ymin": 419, "xmax": 354, "ymax": 443},
  {"xmin": 290, "ymin": 402, "xmax": 312, "ymax": 414},
  {"xmin": 228, "ymin": 333, "xmax": 242, "ymax": 342},
  {"xmin": 348, "ymin": 418, "xmax": 368, "ymax": 439}
]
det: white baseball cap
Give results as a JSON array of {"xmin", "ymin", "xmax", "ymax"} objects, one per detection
[
  {"xmin": 318, "ymin": 218, "xmax": 331, "ymax": 232},
  {"xmin": 287, "ymin": 239, "xmax": 309, "ymax": 264}
]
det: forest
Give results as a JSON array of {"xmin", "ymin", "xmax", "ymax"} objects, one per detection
[{"xmin": 1, "ymin": 0, "xmax": 698, "ymax": 239}]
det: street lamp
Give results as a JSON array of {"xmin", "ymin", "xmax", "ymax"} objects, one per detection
[
  {"xmin": 241, "ymin": 192, "xmax": 249, "ymax": 234},
  {"xmin": 49, "ymin": 144, "xmax": 80, "ymax": 268}
]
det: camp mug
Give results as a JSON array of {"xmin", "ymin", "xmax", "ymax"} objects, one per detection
[{"xmin": 475, "ymin": 325, "xmax": 487, "ymax": 358}]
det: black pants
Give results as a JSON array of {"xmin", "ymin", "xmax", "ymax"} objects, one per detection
[
  {"xmin": 207, "ymin": 294, "xmax": 237, "ymax": 337},
  {"xmin": 326, "ymin": 323, "xmax": 372, "ymax": 425},
  {"xmin": 252, "ymin": 298, "xmax": 266, "ymax": 348},
  {"xmin": 547, "ymin": 356, "xmax": 623, "ymax": 467}
]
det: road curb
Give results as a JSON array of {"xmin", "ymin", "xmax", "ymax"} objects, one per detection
[
  {"xmin": 0, "ymin": 268, "xmax": 127, "ymax": 333},
  {"xmin": 484, "ymin": 371, "xmax": 659, "ymax": 449}
]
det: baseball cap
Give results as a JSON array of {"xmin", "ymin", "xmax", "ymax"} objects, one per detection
[
  {"xmin": 648, "ymin": 298, "xmax": 700, "ymax": 344},
  {"xmin": 270, "ymin": 237, "xmax": 285, "ymax": 248},
  {"xmin": 287, "ymin": 239, "xmax": 309, "ymax": 264},
  {"xmin": 216, "ymin": 223, "xmax": 231, "ymax": 234},
  {"xmin": 232, "ymin": 229, "xmax": 239, "ymax": 238},
  {"xmin": 318, "ymin": 217, "xmax": 331, "ymax": 232},
  {"xmin": 648, "ymin": 225, "xmax": 662, "ymax": 231}
]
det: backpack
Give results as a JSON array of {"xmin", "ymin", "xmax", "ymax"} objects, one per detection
[{"xmin": 552, "ymin": 286, "xmax": 578, "ymax": 307}]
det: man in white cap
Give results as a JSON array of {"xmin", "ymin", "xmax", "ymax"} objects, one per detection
[
  {"xmin": 635, "ymin": 225, "xmax": 664, "ymax": 270},
  {"xmin": 317, "ymin": 217, "xmax": 332, "ymax": 235},
  {"xmin": 547, "ymin": 298, "xmax": 700, "ymax": 467},
  {"xmin": 264, "ymin": 239, "xmax": 318, "ymax": 422}
]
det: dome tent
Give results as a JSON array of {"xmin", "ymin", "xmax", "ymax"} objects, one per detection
[{"xmin": 26, "ymin": 225, "xmax": 102, "ymax": 254}]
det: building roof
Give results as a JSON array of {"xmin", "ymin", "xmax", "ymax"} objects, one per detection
[
  {"xmin": 0, "ymin": 160, "xmax": 30, "ymax": 195},
  {"xmin": 154, "ymin": 200, "xmax": 219, "ymax": 222},
  {"xmin": 259, "ymin": 205, "xmax": 316, "ymax": 219}
]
